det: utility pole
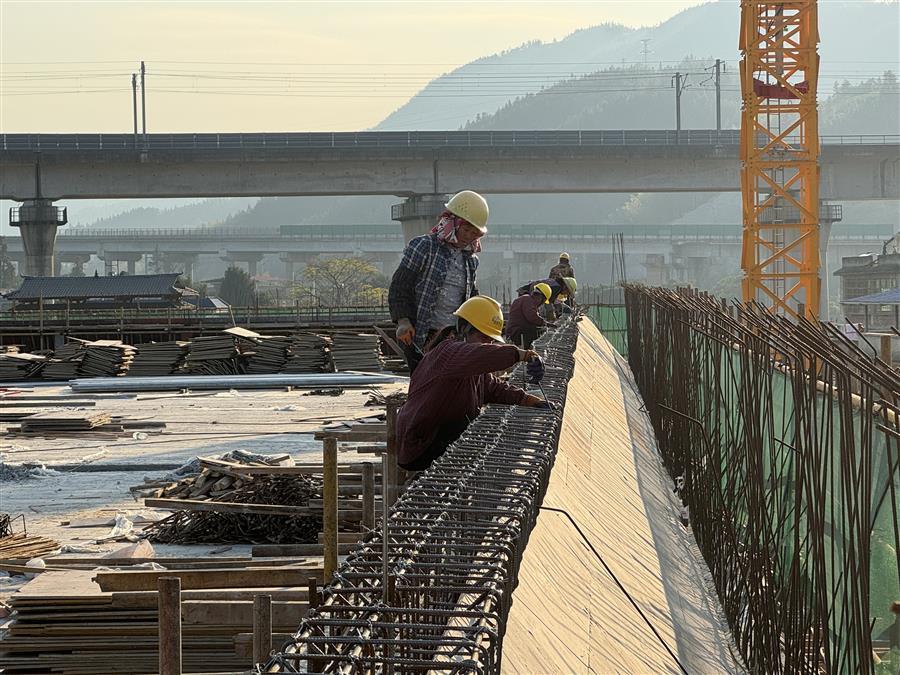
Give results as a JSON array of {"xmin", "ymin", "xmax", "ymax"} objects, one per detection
[
  {"xmin": 140, "ymin": 61, "xmax": 147, "ymax": 149},
  {"xmin": 131, "ymin": 73, "xmax": 138, "ymax": 148},
  {"xmin": 640, "ymin": 38, "xmax": 652, "ymax": 66},
  {"xmin": 714, "ymin": 59, "xmax": 723, "ymax": 133},
  {"xmin": 672, "ymin": 72, "xmax": 689, "ymax": 143}
]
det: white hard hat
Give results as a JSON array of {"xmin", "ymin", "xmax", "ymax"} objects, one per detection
[{"xmin": 445, "ymin": 190, "xmax": 489, "ymax": 233}]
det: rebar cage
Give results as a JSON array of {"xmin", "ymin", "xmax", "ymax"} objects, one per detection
[
  {"xmin": 263, "ymin": 321, "xmax": 579, "ymax": 674},
  {"xmin": 625, "ymin": 285, "xmax": 900, "ymax": 674}
]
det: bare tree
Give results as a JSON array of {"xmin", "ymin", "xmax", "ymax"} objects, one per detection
[{"xmin": 300, "ymin": 257, "xmax": 386, "ymax": 308}]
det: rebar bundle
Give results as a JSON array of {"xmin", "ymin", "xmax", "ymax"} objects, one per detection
[
  {"xmin": 263, "ymin": 323, "xmax": 578, "ymax": 674},
  {"xmin": 624, "ymin": 286, "xmax": 900, "ymax": 674},
  {"xmin": 144, "ymin": 474, "xmax": 322, "ymax": 545}
]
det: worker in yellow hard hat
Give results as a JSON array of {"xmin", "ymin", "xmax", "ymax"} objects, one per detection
[
  {"xmin": 549, "ymin": 252, "xmax": 575, "ymax": 281},
  {"xmin": 506, "ymin": 282, "xmax": 556, "ymax": 348},
  {"xmin": 389, "ymin": 190, "xmax": 489, "ymax": 370},
  {"xmin": 395, "ymin": 295, "xmax": 550, "ymax": 471}
]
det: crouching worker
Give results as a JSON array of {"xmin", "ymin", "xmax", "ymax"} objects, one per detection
[
  {"xmin": 396, "ymin": 295, "xmax": 549, "ymax": 471},
  {"xmin": 506, "ymin": 282, "xmax": 555, "ymax": 348}
]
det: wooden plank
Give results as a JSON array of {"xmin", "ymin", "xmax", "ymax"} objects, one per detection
[
  {"xmin": 94, "ymin": 567, "xmax": 324, "ymax": 592},
  {"xmin": 314, "ymin": 430, "xmax": 386, "ymax": 442},
  {"xmin": 251, "ymin": 543, "xmax": 355, "ymax": 557},
  {"xmin": 233, "ymin": 632, "xmax": 293, "ymax": 659},
  {"xmin": 200, "ymin": 458, "xmax": 376, "ymax": 475},
  {"xmin": 110, "ymin": 588, "xmax": 309, "ymax": 607},
  {"xmin": 179, "ymin": 598, "xmax": 306, "ymax": 627},
  {"xmin": 144, "ymin": 498, "xmax": 314, "ymax": 516}
]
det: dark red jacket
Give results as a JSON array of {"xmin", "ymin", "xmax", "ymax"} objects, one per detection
[
  {"xmin": 506, "ymin": 294, "xmax": 545, "ymax": 344},
  {"xmin": 396, "ymin": 339, "xmax": 528, "ymax": 466}
]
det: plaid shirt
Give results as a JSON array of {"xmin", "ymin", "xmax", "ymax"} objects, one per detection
[{"xmin": 388, "ymin": 234, "xmax": 479, "ymax": 348}]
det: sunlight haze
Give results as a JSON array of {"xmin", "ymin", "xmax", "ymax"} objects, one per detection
[{"xmin": 1, "ymin": 1, "xmax": 706, "ymax": 132}]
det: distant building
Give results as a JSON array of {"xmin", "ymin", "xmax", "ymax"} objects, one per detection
[
  {"xmin": 3, "ymin": 273, "xmax": 194, "ymax": 310},
  {"xmin": 835, "ymin": 250, "xmax": 900, "ymax": 330}
]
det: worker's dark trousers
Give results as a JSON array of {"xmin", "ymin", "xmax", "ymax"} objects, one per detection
[
  {"xmin": 508, "ymin": 325, "xmax": 539, "ymax": 349},
  {"xmin": 398, "ymin": 419, "xmax": 470, "ymax": 471}
]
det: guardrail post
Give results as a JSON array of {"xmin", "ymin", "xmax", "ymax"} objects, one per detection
[
  {"xmin": 158, "ymin": 576, "xmax": 182, "ymax": 675},
  {"xmin": 253, "ymin": 593, "xmax": 272, "ymax": 665},
  {"xmin": 322, "ymin": 436, "xmax": 338, "ymax": 580}
]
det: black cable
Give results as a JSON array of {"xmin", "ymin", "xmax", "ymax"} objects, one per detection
[{"xmin": 538, "ymin": 505, "xmax": 690, "ymax": 675}]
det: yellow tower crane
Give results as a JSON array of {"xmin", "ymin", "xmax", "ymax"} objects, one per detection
[{"xmin": 739, "ymin": 0, "xmax": 821, "ymax": 319}]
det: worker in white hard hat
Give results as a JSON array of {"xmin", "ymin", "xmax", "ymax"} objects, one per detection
[
  {"xmin": 388, "ymin": 190, "xmax": 489, "ymax": 370},
  {"xmin": 549, "ymin": 252, "xmax": 575, "ymax": 281},
  {"xmin": 396, "ymin": 295, "xmax": 550, "ymax": 471}
]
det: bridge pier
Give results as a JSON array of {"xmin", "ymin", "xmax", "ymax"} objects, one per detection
[
  {"xmin": 58, "ymin": 254, "xmax": 91, "ymax": 277},
  {"xmin": 162, "ymin": 253, "xmax": 198, "ymax": 281},
  {"xmin": 391, "ymin": 194, "xmax": 449, "ymax": 243},
  {"xmin": 10, "ymin": 200, "xmax": 67, "ymax": 277},
  {"xmin": 280, "ymin": 253, "xmax": 315, "ymax": 282},
  {"xmin": 223, "ymin": 252, "xmax": 263, "ymax": 277},
  {"xmin": 100, "ymin": 251, "xmax": 143, "ymax": 276}
]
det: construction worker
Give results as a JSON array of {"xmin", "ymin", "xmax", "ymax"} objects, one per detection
[
  {"xmin": 516, "ymin": 276, "xmax": 577, "ymax": 305},
  {"xmin": 396, "ymin": 295, "xmax": 550, "ymax": 471},
  {"xmin": 549, "ymin": 252, "xmax": 575, "ymax": 281},
  {"xmin": 506, "ymin": 282, "xmax": 555, "ymax": 348},
  {"xmin": 389, "ymin": 190, "xmax": 489, "ymax": 370}
]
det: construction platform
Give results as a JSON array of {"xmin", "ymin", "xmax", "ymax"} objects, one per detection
[{"xmin": 0, "ymin": 318, "xmax": 744, "ymax": 673}]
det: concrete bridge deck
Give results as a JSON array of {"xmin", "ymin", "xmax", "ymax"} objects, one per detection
[{"xmin": 2, "ymin": 130, "xmax": 897, "ymax": 200}]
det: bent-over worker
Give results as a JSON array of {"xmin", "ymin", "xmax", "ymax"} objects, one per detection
[
  {"xmin": 396, "ymin": 295, "xmax": 548, "ymax": 471},
  {"xmin": 506, "ymin": 282, "xmax": 555, "ymax": 348},
  {"xmin": 388, "ymin": 190, "xmax": 489, "ymax": 370}
]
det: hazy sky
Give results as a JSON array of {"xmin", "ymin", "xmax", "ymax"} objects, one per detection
[{"xmin": 0, "ymin": 1, "xmax": 707, "ymax": 132}]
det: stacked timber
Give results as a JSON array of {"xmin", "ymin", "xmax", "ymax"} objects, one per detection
[
  {"xmin": 244, "ymin": 335, "xmax": 293, "ymax": 374},
  {"xmin": 184, "ymin": 334, "xmax": 243, "ymax": 375},
  {"xmin": 127, "ymin": 340, "xmax": 189, "ymax": 376},
  {"xmin": 0, "ymin": 352, "xmax": 46, "ymax": 381},
  {"xmin": 41, "ymin": 342, "xmax": 86, "ymax": 380},
  {"xmin": 330, "ymin": 331, "xmax": 383, "ymax": 372},
  {"xmin": 0, "ymin": 562, "xmax": 322, "ymax": 674},
  {"xmin": 17, "ymin": 410, "xmax": 113, "ymax": 434},
  {"xmin": 78, "ymin": 340, "xmax": 136, "ymax": 377},
  {"xmin": 283, "ymin": 332, "xmax": 331, "ymax": 373},
  {"xmin": 0, "ymin": 532, "xmax": 60, "ymax": 559}
]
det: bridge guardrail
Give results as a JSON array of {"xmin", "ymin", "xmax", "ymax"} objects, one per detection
[
  {"xmin": 52, "ymin": 222, "xmax": 894, "ymax": 243},
  {"xmin": 4, "ymin": 130, "xmax": 896, "ymax": 153}
]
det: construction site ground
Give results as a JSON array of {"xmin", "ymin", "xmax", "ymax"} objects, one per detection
[{"xmin": 0, "ymin": 383, "xmax": 404, "ymax": 602}]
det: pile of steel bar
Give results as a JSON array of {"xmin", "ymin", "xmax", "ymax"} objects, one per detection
[
  {"xmin": 262, "ymin": 322, "xmax": 577, "ymax": 674},
  {"xmin": 624, "ymin": 286, "xmax": 900, "ymax": 674}
]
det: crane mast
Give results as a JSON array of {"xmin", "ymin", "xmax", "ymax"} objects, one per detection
[{"xmin": 739, "ymin": 0, "xmax": 820, "ymax": 319}]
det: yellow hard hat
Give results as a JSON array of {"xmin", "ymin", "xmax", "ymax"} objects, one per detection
[
  {"xmin": 445, "ymin": 190, "xmax": 489, "ymax": 233},
  {"xmin": 559, "ymin": 252, "xmax": 570, "ymax": 261},
  {"xmin": 453, "ymin": 295, "xmax": 504, "ymax": 342},
  {"xmin": 562, "ymin": 277, "xmax": 577, "ymax": 295},
  {"xmin": 533, "ymin": 283, "xmax": 552, "ymax": 304}
]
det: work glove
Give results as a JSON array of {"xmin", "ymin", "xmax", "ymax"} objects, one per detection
[
  {"xmin": 396, "ymin": 318, "xmax": 415, "ymax": 346},
  {"xmin": 526, "ymin": 355, "xmax": 545, "ymax": 384},
  {"xmin": 533, "ymin": 399, "xmax": 552, "ymax": 409}
]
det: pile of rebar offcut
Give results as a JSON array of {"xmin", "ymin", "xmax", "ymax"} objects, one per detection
[
  {"xmin": 264, "ymin": 321, "xmax": 578, "ymax": 674},
  {"xmin": 141, "ymin": 472, "xmax": 323, "ymax": 545}
]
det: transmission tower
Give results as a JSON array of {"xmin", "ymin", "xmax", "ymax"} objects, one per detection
[{"xmin": 739, "ymin": 1, "xmax": 820, "ymax": 319}]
